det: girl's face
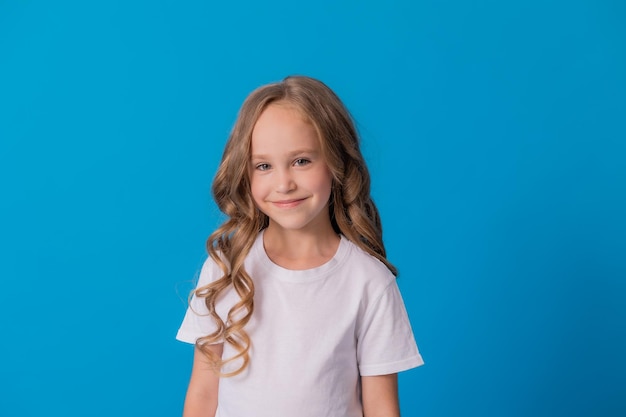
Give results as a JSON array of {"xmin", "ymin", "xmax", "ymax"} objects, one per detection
[{"xmin": 249, "ymin": 103, "xmax": 334, "ymax": 236}]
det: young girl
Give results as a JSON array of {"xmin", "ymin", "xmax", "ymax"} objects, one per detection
[{"xmin": 176, "ymin": 75, "xmax": 423, "ymax": 417}]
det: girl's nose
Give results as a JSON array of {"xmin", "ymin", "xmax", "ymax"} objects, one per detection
[{"xmin": 276, "ymin": 169, "xmax": 296, "ymax": 193}]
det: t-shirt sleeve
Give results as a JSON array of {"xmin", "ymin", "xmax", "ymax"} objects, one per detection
[
  {"xmin": 356, "ymin": 280, "xmax": 424, "ymax": 376},
  {"xmin": 175, "ymin": 257, "xmax": 222, "ymax": 345}
]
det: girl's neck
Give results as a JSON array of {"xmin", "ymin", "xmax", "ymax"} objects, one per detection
[{"xmin": 262, "ymin": 226, "xmax": 340, "ymax": 271}]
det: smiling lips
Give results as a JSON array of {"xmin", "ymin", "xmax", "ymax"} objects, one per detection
[{"xmin": 272, "ymin": 198, "xmax": 306, "ymax": 209}]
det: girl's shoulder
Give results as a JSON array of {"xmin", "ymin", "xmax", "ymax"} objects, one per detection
[
  {"xmin": 340, "ymin": 237, "xmax": 396, "ymax": 285},
  {"xmin": 196, "ymin": 250, "xmax": 230, "ymax": 286},
  {"xmin": 196, "ymin": 232, "xmax": 261, "ymax": 286}
]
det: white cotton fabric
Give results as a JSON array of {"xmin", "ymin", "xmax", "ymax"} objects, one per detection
[{"xmin": 176, "ymin": 231, "xmax": 423, "ymax": 417}]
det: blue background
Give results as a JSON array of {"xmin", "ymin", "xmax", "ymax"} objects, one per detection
[{"xmin": 1, "ymin": 1, "xmax": 625, "ymax": 416}]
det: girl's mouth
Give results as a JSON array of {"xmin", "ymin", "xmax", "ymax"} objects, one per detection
[{"xmin": 272, "ymin": 198, "xmax": 305, "ymax": 208}]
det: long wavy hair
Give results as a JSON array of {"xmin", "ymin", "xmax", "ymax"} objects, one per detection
[{"xmin": 194, "ymin": 75, "xmax": 397, "ymax": 376}]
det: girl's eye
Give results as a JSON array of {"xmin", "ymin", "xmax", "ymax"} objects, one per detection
[
  {"xmin": 255, "ymin": 163, "xmax": 271, "ymax": 171},
  {"xmin": 294, "ymin": 158, "xmax": 311, "ymax": 166}
]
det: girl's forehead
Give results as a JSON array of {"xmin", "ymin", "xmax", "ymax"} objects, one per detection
[
  {"xmin": 250, "ymin": 104, "xmax": 322, "ymax": 155},
  {"xmin": 253, "ymin": 102, "xmax": 313, "ymax": 133}
]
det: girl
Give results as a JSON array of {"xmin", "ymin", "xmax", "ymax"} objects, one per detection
[{"xmin": 177, "ymin": 75, "xmax": 423, "ymax": 417}]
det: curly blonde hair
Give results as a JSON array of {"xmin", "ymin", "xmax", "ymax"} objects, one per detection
[{"xmin": 194, "ymin": 75, "xmax": 397, "ymax": 376}]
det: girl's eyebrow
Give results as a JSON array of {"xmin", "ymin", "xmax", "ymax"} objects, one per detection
[{"xmin": 251, "ymin": 149, "xmax": 319, "ymax": 160}]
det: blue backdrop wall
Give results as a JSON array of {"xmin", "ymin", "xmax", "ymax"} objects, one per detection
[{"xmin": 1, "ymin": 1, "xmax": 624, "ymax": 416}]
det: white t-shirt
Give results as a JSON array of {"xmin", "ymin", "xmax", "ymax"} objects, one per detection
[{"xmin": 177, "ymin": 231, "xmax": 423, "ymax": 417}]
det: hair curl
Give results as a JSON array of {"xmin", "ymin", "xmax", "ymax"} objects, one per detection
[{"xmin": 194, "ymin": 75, "xmax": 397, "ymax": 376}]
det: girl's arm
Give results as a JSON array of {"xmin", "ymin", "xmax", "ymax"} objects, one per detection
[
  {"xmin": 361, "ymin": 373, "xmax": 401, "ymax": 417},
  {"xmin": 182, "ymin": 344, "xmax": 223, "ymax": 417}
]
